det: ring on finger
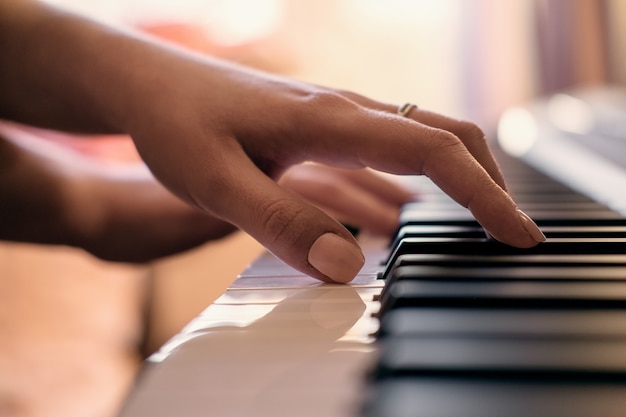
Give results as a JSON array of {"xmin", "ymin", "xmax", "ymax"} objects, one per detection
[{"xmin": 397, "ymin": 103, "xmax": 418, "ymax": 118}]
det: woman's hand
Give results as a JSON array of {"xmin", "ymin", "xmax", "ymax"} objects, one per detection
[
  {"xmin": 0, "ymin": 124, "xmax": 412, "ymax": 263},
  {"xmin": 123, "ymin": 54, "xmax": 545, "ymax": 283},
  {"xmin": 0, "ymin": 0, "xmax": 545, "ymax": 283}
]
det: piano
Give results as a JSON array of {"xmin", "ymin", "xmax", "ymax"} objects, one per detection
[{"xmin": 118, "ymin": 87, "xmax": 626, "ymax": 417}]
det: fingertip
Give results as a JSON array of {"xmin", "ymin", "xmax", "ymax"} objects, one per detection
[
  {"xmin": 483, "ymin": 208, "xmax": 546, "ymax": 249},
  {"xmin": 308, "ymin": 232, "xmax": 365, "ymax": 283},
  {"xmin": 516, "ymin": 208, "xmax": 547, "ymax": 244}
]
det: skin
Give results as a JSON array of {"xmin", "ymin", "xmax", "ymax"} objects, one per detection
[
  {"xmin": 0, "ymin": 125, "xmax": 412, "ymax": 262},
  {"xmin": 0, "ymin": 0, "xmax": 544, "ymax": 283}
]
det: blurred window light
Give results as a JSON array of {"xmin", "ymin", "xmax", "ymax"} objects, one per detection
[
  {"xmin": 344, "ymin": 0, "xmax": 456, "ymax": 27},
  {"xmin": 497, "ymin": 107, "xmax": 538, "ymax": 157},
  {"xmin": 547, "ymin": 93, "xmax": 595, "ymax": 135},
  {"xmin": 42, "ymin": 0, "xmax": 128, "ymax": 24},
  {"xmin": 41, "ymin": 0, "xmax": 215, "ymax": 25},
  {"xmin": 202, "ymin": 0, "xmax": 285, "ymax": 46},
  {"xmin": 42, "ymin": 0, "xmax": 285, "ymax": 45}
]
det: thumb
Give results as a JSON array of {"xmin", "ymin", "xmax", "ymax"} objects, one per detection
[{"xmin": 200, "ymin": 149, "xmax": 365, "ymax": 284}]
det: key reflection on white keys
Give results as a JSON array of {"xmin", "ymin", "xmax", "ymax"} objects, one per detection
[{"xmin": 125, "ymin": 258, "xmax": 385, "ymax": 417}]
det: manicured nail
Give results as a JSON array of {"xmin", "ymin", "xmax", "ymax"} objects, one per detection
[
  {"xmin": 308, "ymin": 233, "xmax": 365, "ymax": 283},
  {"xmin": 516, "ymin": 209, "xmax": 546, "ymax": 242}
]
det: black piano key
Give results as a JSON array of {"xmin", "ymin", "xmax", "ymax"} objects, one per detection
[
  {"xmin": 386, "ymin": 225, "xmax": 626, "ymax": 265},
  {"xmin": 362, "ymin": 378, "xmax": 626, "ymax": 417},
  {"xmin": 398, "ymin": 213, "xmax": 626, "ymax": 227},
  {"xmin": 382, "ymin": 237, "xmax": 626, "ymax": 279},
  {"xmin": 403, "ymin": 201, "xmax": 611, "ymax": 213},
  {"xmin": 377, "ymin": 308, "xmax": 626, "ymax": 339},
  {"xmin": 410, "ymin": 191, "xmax": 600, "ymax": 205},
  {"xmin": 378, "ymin": 265, "xmax": 626, "ymax": 301},
  {"xmin": 389, "ymin": 236, "xmax": 626, "ymax": 256},
  {"xmin": 390, "ymin": 265, "xmax": 626, "ymax": 283},
  {"xmin": 373, "ymin": 337, "xmax": 626, "ymax": 380},
  {"xmin": 379, "ymin": 260, "xmax": 626, "ymax": 298},
  {"xmin": 529, "ymin": 225, "xmax": 626, "ymax": 237},
  {"xmin": 391, "ymin": 253, "xmax": 626, "ymax": 269},
  {"xmin": 377, "ymin": 280, "xmax": 626, "ymax": 316},
  {"xmin": 519, "ymin": 218, "xmax": 625, "ymax": 226},
  {"xmin": 395, "ymin": 224, "xmax": 626, "ymax": 243},
  {"xmin": 386, "ymin": 225, "xmax": 486, "ymax": 263},
  {"xmin": 362, "ymin": 145, "xmax": 626, "ymax": 417},
  {"xmin": 380, "ymin": 252, "xmax": 626, "ymax": 281}
]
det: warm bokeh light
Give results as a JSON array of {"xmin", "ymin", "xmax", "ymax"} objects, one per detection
[
  {"xmin": 41, "ymin": 0, "xmax": 491, "ymax": 121},
  {"xmin": 547, "ymin": 93, "xmax": 595, "ymax": 135},
  {"xmin": 497, "ymin": 107, "xmax": 538, "ymax": 157}
]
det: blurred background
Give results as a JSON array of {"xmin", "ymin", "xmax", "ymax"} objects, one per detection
[
  {"xmin": 1, "ymin": 1, "xmax": 624, "ymax": 417},
  {"xmin": 41, "ymin": 0, "xmax": 626, "ymax": 129}
]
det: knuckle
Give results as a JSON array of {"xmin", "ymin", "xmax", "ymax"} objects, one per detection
[
  {"xmin": 421, "ymin": 129, "xmax": 465, "ymax": 174},
  {"xmin": 300, "ymin": 90, "xmax": 359, "ymax": 115},
  {"xmin": 456, "ymin": 120, "xmax": 487, "ymax": 144},
  {"xmin": 430, "ymin": 129, "xmax": 463, "ymax": 151},
  {"xmin": 280, "ymin": 89, "xmax": 361, "ymax": 156},
  {"xmin": 257, "ymin": 198, "xmax": 307, "ymax": 245}
]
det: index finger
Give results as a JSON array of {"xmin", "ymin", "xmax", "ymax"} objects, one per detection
[
  {"xmin": 298, "ymin": 94, "xmax": 545, "ymax": 248},
  {"xmin": 405, "ymin": 107, "xmax": 508, "ymax": 191},
  {"xmin": 342, "ymin": 93, "xmax": 507, "ymax": 191}
]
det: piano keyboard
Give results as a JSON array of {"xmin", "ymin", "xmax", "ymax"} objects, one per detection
[
  {"xmin": 364, "ymin": 150, "xmax": 626, "ymax": 417},
  {"xmin": 118, "ymin": 148, "xmax": 626, "ymax": 417}
]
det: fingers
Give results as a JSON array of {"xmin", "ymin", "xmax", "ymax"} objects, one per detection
[
  {"xmin": 297, "ymin": 94, "xmax": 544, "ymax": 248},
  {"xmin": 341, "ymin": 93, "xmax": 507, "ymax": 190},
  {"xmin": 389, "ymin": 108, "xmax": 544, "ymax": 245},
  {"xmin": 404, "ymin": 108, "xmax": 508, "ymax": 191},
  {"xmin": 279, "ymin": 164, "xmax": 413, "ymax": 235},
  {"xmin": 195, "ymin": 145, "xmax": 365, "ymax": 284}
]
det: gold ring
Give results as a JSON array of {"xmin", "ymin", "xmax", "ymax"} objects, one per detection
[{"xmin": 397, "ymin": 103, "xmax": 417, "ymax": 118}]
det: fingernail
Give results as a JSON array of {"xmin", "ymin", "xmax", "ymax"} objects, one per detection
[
  {"xmin": 308, "ymin": 233, "xmax": 365, "ymax": 283},
  {"xmin": 516, "ymin": 209, "xmax": 546, "ymax": 242}
]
